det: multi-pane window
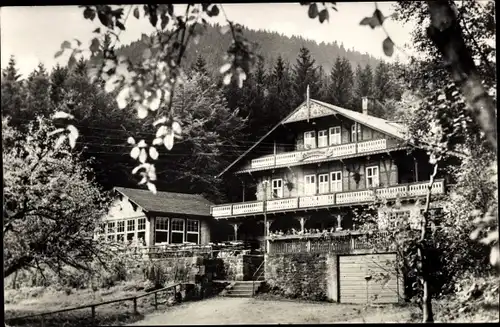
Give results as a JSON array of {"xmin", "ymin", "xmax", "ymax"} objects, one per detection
[
  {"xmin": 330, "ymin": 171, "xmax": 342, "ymax": 192},
  {"xmin": 351, "ymin": 124, "xmax": 361, "ymax": 142},
  {"xmin": 318, "ymin": 130, "xmax": 328, "ymax": 147},
  {"xmin": 106, "ymin": 221, "xmax": 116, "ymax": 242},
  {"xmin": 366, "ymin": 166, "xmax": 380, "ymax": 188},
  {"xmin": 137, "ymin": 218, "xmax": 146, "ymax": 245},
  {"xmin": 272, "ymin": 179, "xmax": 283, "ymax": 198},
  {"xmin": 329, "ymin": 126, "xmax": 341, "ymax": 145},
  {"xmin": 304, "ymin": 174, "xmax": 316, "ymax": 195},
  {"xmin": 98, "ymin": 217, "xmax": 149, "ymax": 245},
  {"xmin": 171, "ymin": 218, "xmax": 185, "ymax": 244},
  {"xmin": 186, "ymin": 219, "xmax": 200, "ymax": 244},
  {"xmin": 318, "ymin": 174, "xmax": 329, "ymax": 194},
  {"xmin": 304, "ymin": 131, "xmax": 316, "ymax": 149},
  {"xmin": 155, "ymin": 217, "xmax": 169, "ymax": 244},
  {"xmin": 126, "ymin": 219, "xmax": 135, "ymax": 241},
  {"xmin": 116, "ymin": 221, "xmax": 125, "ymax": 242}
]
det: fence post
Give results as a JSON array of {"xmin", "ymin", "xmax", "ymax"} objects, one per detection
[
  {"xmin": 41, "ymin": 315, "xmax": 45, "ymax": 327},
  {"xmin": 133, "ymin": 298, "xmax": 138, "ymax": 315},
  {"xmin": 154, "ymin": 292, "xmax": 158, "ymax": 310},
  {"xmin": 91, "ymin": 305, "xmax": 96, "ymax": 325}
]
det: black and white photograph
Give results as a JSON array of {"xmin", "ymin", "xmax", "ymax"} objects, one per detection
[{"xmin": 2, "ymin": 2, "xmax": 498, "ymax": 325}]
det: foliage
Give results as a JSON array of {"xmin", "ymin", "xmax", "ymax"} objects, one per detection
[
  {"xmin": 292, "ymin": 46, "xmax": 320, "ymax": 106},
  {"xmin": 2, "ymin": 116, "xmax": 112, "ymax": 279},
  {"xmin": 327, "ymin": 56, "xmax": 354, "ymax": 109},
  {"xmin": 395, "ymin": 0, "xmax": 498, "ymax": 271}
]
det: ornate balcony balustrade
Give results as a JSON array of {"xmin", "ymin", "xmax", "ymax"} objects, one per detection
[
  {"xmin": 249, "ymin": 139, "xmax": 388, "ymax": 170},
  {"xmin": 211, "ymin": 179, "xmax": 445, "ymax": 218}
]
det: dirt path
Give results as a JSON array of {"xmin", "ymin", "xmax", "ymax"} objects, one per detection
[{"xmin": 128, "ymin": 297, "xmax": 415, "ymax": 325}]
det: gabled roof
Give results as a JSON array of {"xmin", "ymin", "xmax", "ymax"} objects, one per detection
[
  {"xmin": 216, "ymin": 99, "xmax": 409, "ymax": 178},
  {"xmin": 114, "ymin": 187, "xmax": 214, "ymax": 217},
  {"xmin": 310, "ymin": 99, "xmax": 408, "ymax": 140}
]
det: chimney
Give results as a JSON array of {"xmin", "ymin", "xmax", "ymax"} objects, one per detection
[{"xmin": 362, "ymin": 96, "xmax": 370, "ymax": 115}]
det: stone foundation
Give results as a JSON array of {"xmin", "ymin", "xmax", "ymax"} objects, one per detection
[{"xmin": 264, "ymin": 253, "xmax": 338, "ymax": 302}]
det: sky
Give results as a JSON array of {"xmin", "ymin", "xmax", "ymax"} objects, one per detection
[{"xmin": 0, "ymin": 3, "xmax": 416, "ymax": 77}]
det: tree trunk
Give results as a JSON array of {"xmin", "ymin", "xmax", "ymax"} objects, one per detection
[
  {"xmin": 418, "ymin": 163, "xmax": 439, "ymax": 323},
  {"xmin": 426, "ymin": 0, "xmax": 497, "ymax": 154}
]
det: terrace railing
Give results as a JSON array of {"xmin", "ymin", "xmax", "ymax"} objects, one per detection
[
  {"xmin": 268, "ymin": 232, "xmax": 392, "ymax": 255},
  {"xmin": 211, "ymin": 179, "xmax": 445, "ymax": 218}
]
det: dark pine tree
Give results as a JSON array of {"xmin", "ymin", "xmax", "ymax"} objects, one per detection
[
  {"xmin": 353, "ymin": 63, "xmax": 374, "ymax": 111},
  {"xmin": 328, "ymin": 57, "xmax": 354, "ymax": 109},
  {"xmin": 1, "ymin": 56, "xmax": 28, "ymax": 129},
  {"xmin": 50, "ymin": 64, "xmax": 69, "ymax": 107},
  {"xmin": 192, "ymin": 55, "xmax": 208, "ymax": 76},
  {"xmin": 292, "ymin": 46, "xmax": 319, "ymax": 106}
]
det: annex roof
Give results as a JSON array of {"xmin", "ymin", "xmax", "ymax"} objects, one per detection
[{"xmin": 114, "ymin": 187, "xmax": 214, "ymax": 217}]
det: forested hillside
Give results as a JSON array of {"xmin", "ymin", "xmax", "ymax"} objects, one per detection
[{"xmin": 115, "ymin": 23, "xmax": 382, "ymax": 77}]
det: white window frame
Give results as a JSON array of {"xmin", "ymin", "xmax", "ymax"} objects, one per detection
[
  {"xmin": 366, "ymin": 166, "xmax": 380, "ymax": 188},
  {"xmin": 304, "ymin": 174, "xmax": 317, "ymax": 195},
  {"xmin": 318, "ymin": 130, "xmax": 328, "ymax": 147},
  {"xmin": 137, "ymin": 218, "xmax": 146, "ymax": 245},
  {"xmin": 106, "ymin": 221, "xmax": 116, "ymax": 242},
  {"xmin": 351, "ymin": 124, "xmax": 361, "ymax": 142},
  {"xmin": 330, "ymin": 171, "xmax": 343, "ymax": 192},
  {"xmin": 171, "ymin": 218, "xmax": 185, "ymax": 244},
  {"xmin": 271, "ymin": 178, "xmax": 283, "ymax": 198},
  {"xmin": 329, "ymin": 126, "xmax": 341, "ymax": 145},
  {"xmin": 186, "ymin": 219, "xmax": 200, "ymax": 244},
  {"xmin": 116, "ymin": 220, "xmax": 125, "ymax": 243},
  {"xmin": 155, "ymin": 217, "xmax": 170, "ymax": 245},
  {"xmin": 318, "ymin": 174, "xmax": 329, "ymax": 194},
  {"xmin": 126, "ymin": 219, "xmax": 136, "ymax": 242},
  {"xmin": 304, "ymin": 131, "xmax": 316, "ymax": 149}
]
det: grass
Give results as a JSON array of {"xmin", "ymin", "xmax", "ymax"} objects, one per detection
[{"xmin": 4, "ymin": 280, "xmax": 179, "ymax": 327}]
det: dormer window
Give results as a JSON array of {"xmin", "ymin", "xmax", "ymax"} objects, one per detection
[
  {"xmin": 351, "ymin": 124, "xmax": 361, "ymax": 142},
  {"xmin": 304, "ymin": 131, "xmax": 316, "ymax": 149}
]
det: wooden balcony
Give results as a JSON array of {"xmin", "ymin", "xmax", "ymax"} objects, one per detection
[
  {"xmin": 210, "ymin": 179, "xmax": 445, "ymax": 218},
  {"xmin": 249, "ymin": 139, "xmax": 389, "ymax": 170}
]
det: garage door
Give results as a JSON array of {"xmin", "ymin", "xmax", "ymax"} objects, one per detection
[{"xmin": 339, "ymin": 253, "xmax": 401, "ymax": 304}]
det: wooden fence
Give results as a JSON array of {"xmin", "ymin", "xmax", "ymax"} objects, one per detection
[
  {"xmin": 6, "ymin": 282, "xmax": 193, "ymax": 327},
  {"xmin": 268, "ymin": 232, "xmax": 392, "ymax": 254}
]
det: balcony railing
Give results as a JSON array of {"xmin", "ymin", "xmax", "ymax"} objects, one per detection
[
  {"xmin": 249, "ymin": 139, "xmax": 388, "ymax": 170},
  {"xmin": 211, "ymin": 179, "xmax": 445, "ymax": 218}
]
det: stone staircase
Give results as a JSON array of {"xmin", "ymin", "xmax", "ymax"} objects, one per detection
[{"xmin": 224, "ymin": 280, "xmax": 264, "ymax": 297}]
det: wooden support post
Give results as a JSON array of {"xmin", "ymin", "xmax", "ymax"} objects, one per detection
[
  {"xmin": 242, "ymin": 180, "xmax": 245, "ymax": 202},
  {"xmin": 154, "ymin": 292, "xmax": 158, "ymax": 309},
  {"xmin": 336, "ymin": 214, "xmax": 343, "ymax": 231},
  {"xmin": 91, "ymin": 306, "xmax": 96, "ymax": 324},
  {"xmin": 414, "ymin": 157, "xmax": 419, "ymax": 182},
  {"xmin": 41, "ymin": 315, "xmax": 45, "ymax": 327},
  {"xmin": 133, "ymin": 298, "xmax": 138, "ymax": 315},
  {"xmin": 232, "ymin": 223, "xmax": 241, "ymax": 241},
  {"xmin": 274, "ymin": 140, "xmax": 277, "ymax": 166}
]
